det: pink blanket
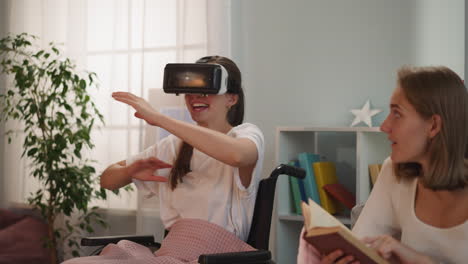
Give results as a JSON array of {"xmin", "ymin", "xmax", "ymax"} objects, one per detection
[
  {"xmin": 0, "ymin": 209, "xmax": 51, "ymax": 264},
  {"xmin": 62, "ymin": 218, "xmax": 255, "ymax": 264}
]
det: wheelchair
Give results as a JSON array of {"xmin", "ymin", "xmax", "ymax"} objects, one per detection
[{"xmin": 81, "ymin": 164, "xmax": 305, "ymax": 264}]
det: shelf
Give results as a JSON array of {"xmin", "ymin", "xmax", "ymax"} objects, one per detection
[
  {"xmin": 278, "ymin": 214, "xmax": 351, "ymax": 226},
  {"xmin": 278, "ymin": 214, "xmax": 304, "ymax": 222},
  {"xmin": 273, "ymin": 127, "xmax": 390, "ymax": 263}
]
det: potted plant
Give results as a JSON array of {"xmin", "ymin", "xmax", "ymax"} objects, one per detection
[{"xmin": 0, "ymin": 33, "xmax": 109, "ymax": 263}]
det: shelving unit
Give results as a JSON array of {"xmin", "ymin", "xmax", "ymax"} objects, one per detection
[{"xmin": 273, "ymin": 127, "xmax": 391, "ymax": 263}]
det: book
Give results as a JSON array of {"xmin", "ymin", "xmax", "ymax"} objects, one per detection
[
  {"xmin": 297, "ymin": 175, "xmax": 307, "ymax": 202},
  {"xmin": 301, "ymin": 199, "xmax": 389, "ymax": 264},
  {"xmin": 289, "ymin": 161, "xmax": 303, "ymax": 214},
  {"xmin": 322, "ymin": 183, "xmax": 356, "ymax": 210},
  {"xmin": 289, "ymin": 160, "xmax": 308, "ymax": 214},
  {"xmin": 312, "ymin": 161, "xmax": 340, "ymax": 214},
  {"xmin": 368, "ymin": 164, "xmax": 382, "ymax": 187},
  {"xmin": 297, "ymin": 153, "xmax": 321, "ymax": 204}
]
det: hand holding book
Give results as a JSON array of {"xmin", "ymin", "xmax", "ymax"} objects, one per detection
[
  {"xmin": 301, "ymin": 199, "xmax": 390, "ymax": 264},
  {"xmin": 361, "ymin": 235, "xmax": 437, "ymax": 264}
]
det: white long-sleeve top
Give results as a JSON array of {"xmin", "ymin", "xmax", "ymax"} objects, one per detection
[
  {"xmin": 352, "ymin": 158, "xmax": 468, "ymax": 264},
  {"xmin": 128, "ymin": 123, "xmax": 264, "ymax": 241}
]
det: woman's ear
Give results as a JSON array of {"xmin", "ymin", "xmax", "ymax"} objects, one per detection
[
  {"xmin": 428, "ymin": 114, "xmax": 442, "ymax": 139},
  {"xmin": 226, "ymin": 94, "xmax": 238, "ymax": 108}
]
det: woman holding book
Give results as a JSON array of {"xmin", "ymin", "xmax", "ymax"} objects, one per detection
[
  {"xmin": 298, "ymin": 66, "xmax": 468, "ymax": 264},
  {"xmin": 63, "ymin": 56, "xmax": 264, "ymax": 264}
]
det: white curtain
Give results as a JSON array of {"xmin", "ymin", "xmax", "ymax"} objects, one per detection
[
  {"xmin": 1, "ymin": 0, "xmax": 88, "ymax": 208},
  {"xmin": 1, "ymin": 0, "xmax": 232, "ymax": 235}
]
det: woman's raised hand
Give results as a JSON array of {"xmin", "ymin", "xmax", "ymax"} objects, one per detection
[
  {"xmin": 112, "ymin": 92, "xmax": 161, "ymax": 126},
  {"xmin": 127, "ymin": 157, "xmax": 172, "ymax": 182}
]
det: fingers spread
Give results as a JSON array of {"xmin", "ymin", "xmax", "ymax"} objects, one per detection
[
  {"xmin": 112, "ymin": 91, "xmax": 136, "ymax": 98},
  {"xmin": 132, "ymin": 168, "xmax": 168, "ymax": 182},
  {"xmin": 113, "ymin": 96, "xmax": 135, "ymax": 105},
  {"xmin": 128, "ymin": 158, "xmax": 172, "ymax": 177},
  {"xmin": 112, "ymin": 92, "xmax": 139, "ymax": 106}
]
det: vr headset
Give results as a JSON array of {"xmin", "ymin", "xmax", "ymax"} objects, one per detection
[{"xmin": 163, "ymin": 63, "xmax": 230, "ymax": 95}]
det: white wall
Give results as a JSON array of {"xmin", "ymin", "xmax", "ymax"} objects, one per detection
[
  {"xmin": 230, "ymin": 0, "xmax": 464, "ymax": 261},
  {"xmin": 231, "ymin": 0, "xmax": 464, "ymax": 184},
  {"xmin": 412, "ymin": 1, "xmax": 465, "ymax": 71}
]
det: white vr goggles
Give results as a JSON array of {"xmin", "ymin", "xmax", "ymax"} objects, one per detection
[{"xmin": 163, "ymin": 63, "xmax": 230, "ymax": 95}]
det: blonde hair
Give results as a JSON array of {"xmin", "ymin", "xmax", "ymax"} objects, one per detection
[{"xmin": 394, "ymin": 66, "xmax": 468, "ymax": 190}]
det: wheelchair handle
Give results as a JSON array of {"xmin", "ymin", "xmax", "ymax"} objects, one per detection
[{"xmin": 269, "ymin": 164, "xmax": 306, "ymax": 179}]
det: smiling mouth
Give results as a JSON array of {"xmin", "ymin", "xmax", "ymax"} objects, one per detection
[{"xmin": 191, "ymin": 103, "xmax": 209, "ymax": 112}]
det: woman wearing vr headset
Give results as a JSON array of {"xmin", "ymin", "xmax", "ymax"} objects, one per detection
[
  {"xmin": 298, "ymin": 66, "xmax": 468, "ymax": 264},
  {"xmin": 64, "ymin": 56, "xmax": 264, "ymax": 263}
]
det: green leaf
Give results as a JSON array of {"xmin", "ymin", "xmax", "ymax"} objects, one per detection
[
  {"xmin": 79, "ymin": 79, "xmax": 86, "ymax": 90},
  {"xmin": 30, "ymin": 103, "xmax": 37, "ymax": 114},
  {"xmin": 64, "ymin": 103, "xmax": 73, "ymax": 114},
  {"xmin": 61, "ymin": 84, "xmax": 68, "ymax": 96},
  {"xmin": 74, "ymin": 148, "xmax": 82, "ymax": 159},
  {"xmin": 34, "ymin": 50, "xmax": 44, "ymax": 58},
  {"xmin": 27, "ymin": 148, "xmax": 38, "ymax": 156}
]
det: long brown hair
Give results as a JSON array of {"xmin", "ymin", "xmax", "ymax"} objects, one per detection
[
  {"xmin": 395, "ymin": 66, "xmax": 468, "ymax": 190},
  {"xmin": 169, "ymin": 56, "xmax": 245, "ymax": 190}
]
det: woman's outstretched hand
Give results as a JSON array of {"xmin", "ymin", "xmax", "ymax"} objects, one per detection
[
  {"xmin": 362, "ymin": 235, "xmax": 435, "ymax": 264},
  {"xmin": 112, "ymin": 92, "xmax": 161, "ymax": 126},
  {"xmin": 127, "ymin": 157, "xmax": 172, "ymax": 182}
]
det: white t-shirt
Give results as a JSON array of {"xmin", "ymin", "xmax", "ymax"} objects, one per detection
[
  {"xmin": 129, "ymin": 123, "xmax": 264, "ymax": 241},
  {"xmin": 352, "ymin": 158, "xmax": 468, "ymax": 264}
]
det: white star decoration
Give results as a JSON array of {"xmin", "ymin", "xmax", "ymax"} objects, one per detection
[{"xmin": 350, "ymin": 100, "xmax": 382, "ymax": 127}]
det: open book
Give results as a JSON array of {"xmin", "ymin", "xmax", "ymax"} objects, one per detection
[{"xmin": 301, "ymin": 199, "xmax": 389, "ymax": 264}]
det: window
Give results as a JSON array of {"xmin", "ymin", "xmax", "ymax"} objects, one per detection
[
  {"xmin": 1, "ymin": 0, "xmax": 209, "ymax": 211},
  {"xmin": 84, "ymin": 0, "xmax": 208, "ymax": 209}
]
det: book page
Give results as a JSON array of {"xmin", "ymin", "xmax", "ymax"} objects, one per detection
[
  {"xmin": 301, "ymin": 201, "xmax": 312, "ymax": 230},
  {"xmin": 305, "ymin": 198, "xmax": 351, "ymax": 232}
]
